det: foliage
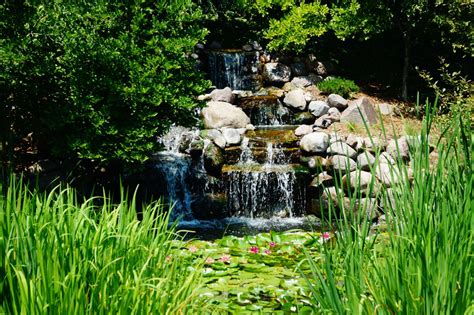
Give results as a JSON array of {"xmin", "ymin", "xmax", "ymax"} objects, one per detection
[
  {"xmin": 0, "ymin": 0, "xmax": 209, "ymax": 164},
  {"xmin": 0, "ymin": 180, "xmax": 205, "ymax": 314},
  {"xmin": 302, "ymin": 101, "xmax": 474, "ymax": 313},
  {"xmin": 317, "ymin": 77, "xmax": 359, "ymax": 98}
]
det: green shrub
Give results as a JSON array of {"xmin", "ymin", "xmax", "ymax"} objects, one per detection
[
  {"xmin": 0, "ymin": 180, "xmax": 204, "ymax": 314},
  {"xmin": 0, "ymin": 1, "xmax": 209, "ymax": 164},
  {"xmin": 317, "ymin": 77, "xmax": 359, "ymax": 98}
]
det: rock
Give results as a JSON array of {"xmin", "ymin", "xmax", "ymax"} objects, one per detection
[
  {"xmin": 308, "ymin": 101, "xmax": 329, "ymax": 117},
  {"xmin": 305, "ymin": 85, "xmax": 321, "ymax": 100},
  {"xmin": 294, "ymin": 112, "xmax": 314, "ymax": 124},
  {"xmin": 378, "ymin": 103, "xmax": 394, "ymax": 116},
  {"xmin": 327, "ymin": 155, "xmax": 357, "ymax": 172},
  {"xmin": 327, "ymin": 107, "xmax": 341, "ymax": 122},
  {"xmin": 202, "ymin": 101, "xmax": 250, "ymax": 129},
  {"xmin": 357, "ymin": 151, "xmax": 376, "ymax": 171},
  {"xmin": 375, "ymin": 163, "xmax": 402, "ymax": 187},
  {"xmin": 352, "ymin": 198, "xmax": 379, "ymax": 221},
  {"xmin": 195, "ymin": 43, "xmax": 205, "ymax": 50},
  {"xmin": 282, "ymin": 82, "xmax": 298, "ymax": 92},
  {"xmin": 328, "ymin": 132, "xmax": 346, "ymax": 145},
  {"xmin": 233, "ymin": 90, "xmax": 253, "ymax": 98},
  {"xmin": 263, "ymin": 63, "xmax": 291, "ymax": 84},
  {"xmin": 204, "ymin": 129, "xmax": 226, "ymax": 149},
  {"xmin": 295, "ymin": 125, "xmax": 313, "ymax": 136},
  {"xmin": 283, "ymin": 89, "xmax": 307, "ymax": 110},
  {"xmin": 362, "ymin": 137, "xmax": 386, "ymax": 153},
  {"xmin": 386, "ymin": 136, "xmax": 410, "ymax": 161},
  {"xmin": 189, "ymin": 139, "xmax": 205, "ymax": 159},
  {"xmin": 290, "ymin": 62, "xmax": 308, "ymax": 77},
  {"xmin": 307, "ymin": 73, "xmax": 324, "ymax": 84},
  {"xmin": 222, "ymin": 128, "xmax": 242, "ymax": 145},
  {"xmin": 346, "ymin": 134, "xmax": 362, "ymax": 148},
  {"xmin": 300, "ymin": 132, "xmax": 329, "ymax": 153},
  {"xmin": 251, "ymin": 41, "xmax": 262, "ymax": 51},
  {"xmin": 326, "ymin": 142, "xmax": 357, "ymax": 159},
  {"xmin": 242, "ymin": 44, "xmax": 253, "ymax": 51},
  {"xmin": 342, "ymin": 170, "xmax": 376, "ymax": 191},
  {"xmin": 203, "ymin": 142, "xmax": 224, "ymax": 176},
  {"xmin": 210, "ymin": 87, "xmax": 235, "ymax": 104},
  {"xmin": 291, "ymin": 76, "xmax": 313, "ymax": 88},
  {"xmin": 379, "ymin": 152, "xmax": 396, "ymax": 165},
  {"xmin": 315, "ymin": 61, "xmax": 327, "ymax": 76},
  {"xmin": 197, "ymin": 94, "xmax": 212, "ymax": 101},
  {"xmin": 308, "ymin": 156, "xmax": 326, "ymax": 170},
  {"xmin": 327, "ymin": 94, "xmax": 348, "ymax": 110},
  {"xmin": 314, "ymin": 115, "xmax": 333, "ymax": 129},
  {"xmin": 321, "ymin": 186, "xmax": 345, "ymax": 206},
  {"xmin": 246, "ymin": 124, "xmax": 256, "ymax": 131},
  {"xmin": 340, "ymin": 97, "xmax": 380, "ymax": 126},
  {"xmin": 310, "ymin": 171, "xmax": 334, "ymax": 188}
]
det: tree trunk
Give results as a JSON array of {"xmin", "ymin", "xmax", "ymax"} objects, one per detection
[{"xmin": 401, "ymin": 30, "xmax": 411, "ymax": 101}]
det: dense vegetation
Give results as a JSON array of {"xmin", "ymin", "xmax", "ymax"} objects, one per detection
[{"xmin": 1, "ymin": 0, "xmax": 209, "ymax": 165}]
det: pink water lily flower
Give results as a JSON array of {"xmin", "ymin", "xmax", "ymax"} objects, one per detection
[
  {"xmin": 264, "ymin": 249, "xmax": 271, "ymax": 255},
  {"xmin": 205, "ymin": 257, "xmax": 215, "ymax": 264},
  {"xmin": 249, "ymin": 246, "xmax": 259, "ymax": 254},
  {"xmin": 165, "ymin": 255, "xmax": 172, "ymax": 262},
  {"xmin": 269, "ymin": 242, "xmax": 276, "ymax": 248},
  {"xmin": 188, "ymin": 245, "xmax": 198, "ymax": 253},
  {"xmin": 220, "ymin": 255, "xmax": 231, "ymax": 263},
  {"xmin": 322, "ymin": 232, "xmax": 331, "ymax": 240}
]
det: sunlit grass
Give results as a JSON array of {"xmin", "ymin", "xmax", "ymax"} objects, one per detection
[{"xmin": 0, "ymin": 181, "xmax": 204, "ymax": 314}]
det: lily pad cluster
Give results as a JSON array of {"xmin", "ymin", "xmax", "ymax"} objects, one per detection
[{"xmin": 174, "ymin": 230, "xmax": 335, "ymax": 313}]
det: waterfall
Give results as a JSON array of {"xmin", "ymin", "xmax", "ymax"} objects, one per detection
[
  {"xmin": 224, "ymin": 138, "xmax": 305, "ymax": 218},
  {"xmin": 239, "ymin": 96, "xmax": 293, "ymax": 127},
  {"xmin": 207, "ymin": 50, "xmax": 261, "ymax": 91}
]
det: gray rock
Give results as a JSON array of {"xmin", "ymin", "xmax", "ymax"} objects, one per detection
[
  {"xmin": 300, "ymin": 132, "xmax": 329, "ymax": 153},
  {"xmin": 322, "ymin": 186, "xmax": 344, "ymax": 205},
  {"xmin": 328, "ymin": 132, "xmax": 346, "ymax": 145},
  {"xmin": 379, "ymin": 152, "xmax": 396, "ymax": 165},
  {"xmin": 327, "ymin": 155, "xmax": 357, "ymax": 172},
  {"xmin": 305, "ymin": 156, "xmax": 326, "ymax": 170},
  {"xmin": 202, "ymin": 101, "xmax": 250, "ymax": 129},
  {"xmin": 246, "ymin": 124, "xmax": 256, "ymax": 131},
  {"xmin": 263, "ymin": 63, "xmax": 291, "ymax": 84},
  {"xmin": 340, "ymin": 97, "xmax": 379, "ymax": 126},
  {"xmin": 294, "ymin": 124, "xmax": 313, "ymax": 136},
  {"xmin": 386, "ymin": 136, "xmax": 410, "ymax": 161},
  {"xmin": 327, "ymin": 94, "xmax": 348, "ymax": 110},
  {"xmin": 291, "ymin": 76, "xmax": 313, "ymax": 88},
  {"xmin": 315, "ymin": 61, "xmax": 327, "ymax": 76},
  {"xmin": 282, "ymin": 82, "xmax": 298, "ymax": 92},
  {"xmin": 357, "ymin": 151, "xmax": 376, "ymax": 171},
  {"xmin": 326, "ymin": 142, "xmax": 357, "ymax": 159},
  {"xmin": 378, "ymin": 103, "xmax": 394, "ymax": 116},
  {"xmin": 210, "ymin": 87, "xmax": 235, "ymax": 104},
  {"xmin": 314, "ymin": 115, "xmax": 333, "ymax": 129},
  {"xmin": 222, "ymin": 128, "xmax": 242, "ymax": 145},
  {"xmin": 352, "ymin": 198, "xmax": 379, "ymax": 221},
  {"xmin": 283, "ymin": 89, "xmax": 307, "ymax": 110},
  {"xmin": 251, "ymin": 41, "xmax": 263, "ymax": 51},
  {"xmin": 342, "ymin": 170, "xmax": 378, "ymax": 191},
  {"xmin": 308, "ymin": 101, "xmax": 329, "ymax": 117},
  {"xmin": 363, "ymin": 137, "xmax": 386, "ymax": 153},
  {"xmin": 305, "ymin": 85, "xmax": 321, "ymax": 100},
  {"xmin": 290, "ymin": 62, "xmax": 308, "ymax": 76},
  {"xmin": 375, "ymin": 163, "xmax": 402, "ymax": 187},
  {"xmin": 308, "ymin": 73, "xmax": 324, "ymax": 84},
  {"xmin": 327, "ymin": 107, "xmax": 341, "ymax": 122},
  {"xmin": 204, "ymin": 129, "xmax": 227, "ymax": 149},
  {"xmin": 346, "ymin": 134, "xmax": 362, "ymax": 148},
  {"xmin": 197, "ymin": 94, "xmax": 212, "ymax": 101},
  {"xmin": 242, "ymin": 44, "xmax": 253, "ymax": 51},
  {"xmin": 310, "ymin": 171, "xmax": 334, "ymax": 188}
]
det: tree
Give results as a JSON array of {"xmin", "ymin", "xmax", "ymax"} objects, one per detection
[{"xmin": 0, "ymin": 0, "xmax": 209, "ymax": 165}]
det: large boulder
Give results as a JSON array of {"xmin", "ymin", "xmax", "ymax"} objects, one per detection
[
  {"xmin": 291, "ymin": 76, "xmax": 313, "ymax": 88},
  {"xmin": 386, "ymin": 136, "xmax": 410, "ymax": 161},
  {"xmin": 210, "ymin": 87, "xmax": 235, "ymax": 104},
  {"xmin": 294, "ymin": 125, "xmax": 313, "ymax": 136},
  {"xmin": 308, "ymin": 100, "xmax": 329, "ymax": 117},
  {"xmin": 202, "ymin": 101, "xmax": 250, "ymax": 129},
  {"xmin": 357, "ymin": 151, "xmax": 376, "ymax": 171},
  {"xmin": 300, "ymin": 132, "xmax": 329, "ymax": 153},
  {"xmin": 340, "ymin": 97, "xmax": 380, "ymax": 126},
  {"xmin": 263, "ymin": 63, "xmax": 291, "ymax": 84},
  {"xmin": 327, "ymin": 94, "xmax": 348, "ymax": 110},
  {"xmin": 327, "ymin": 155, "xmax": 357, "ymax": 172},
  {"xmin": 283, "ymin": 89, "xmax": 307, "ymax": 110}
]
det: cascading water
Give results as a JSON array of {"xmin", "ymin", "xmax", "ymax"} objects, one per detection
[
  {"xmin": 224, "ymin": 138, "xmax": 306, "ymax": 219},
  {"xmin": 207, "ymin": 50, "xmax": 261, "ymax": 91},
  {"xmin": 239, "ymin": 96, "xmax": 294, "ymax": 126}
]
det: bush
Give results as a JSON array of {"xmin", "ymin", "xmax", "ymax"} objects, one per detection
[
  {"xmin": 317, "ymin": 77, "xmax": 359, "ymax": 98},
  {"xmin": 0, "ymin": 1, "xmax": 209, "ymax": 164}
]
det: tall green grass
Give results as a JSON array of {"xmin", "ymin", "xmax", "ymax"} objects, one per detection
[
  {"xmin": 303, "ymin": 102, "xmax": 474, "ymax": 314},
  {"xmin": 0, "ymin": 180, "xmax": 203, "ymax": 314}
]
